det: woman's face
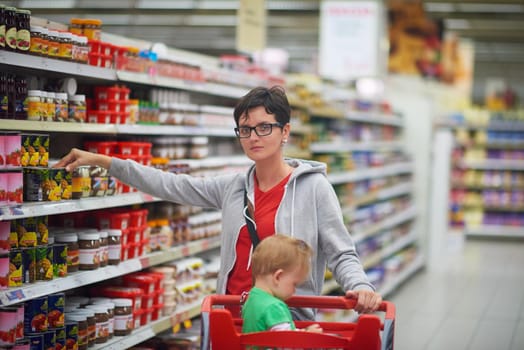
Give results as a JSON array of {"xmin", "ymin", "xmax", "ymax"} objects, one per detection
[{"xmin": 238, "ymin": 106, "xmax": 289, "ymax": 162}]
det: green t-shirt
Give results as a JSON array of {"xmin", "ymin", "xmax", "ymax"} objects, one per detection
[{"xmin": 241, "ymin": 287, "xmax": 296, "ymax": 333}]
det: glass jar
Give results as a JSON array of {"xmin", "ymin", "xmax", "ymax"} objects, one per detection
[
  {"xmin": 107, "ymin": 229, "xmax": 121, "ymax": 265},
  {"xmin": 55, "ymin": 92, "xmax": 68, "ymax": 121},
  {"xmin": 83, "ymin": 19, "xmax": 102, "ymax": 40},
  {"xmin": 90, "ymin": 301, "xmax": 114, "ymax": 339},
  {"xmin": 46, "ymin": 30, "xmax": 60, "ymax": 58},
  {"xmin": 46, "ymin": 92, "xmax": 56, "ymax": 122},
  {"xmin": 0, "ymin": 5, "xmax": 5, "ymax": 50},
  {"xmin": 65, "ymin": 313, "xmax": 88, "ymax": 350},
  {"xmin": 40, "ymin": 27, "xmax": 49, "ymax": 56},
  {"xmin": 68, "ymin": 94, "xmax": 86, "ymax": 122},
  {"xmin": 15, "ymin": 9, "xmax": 30, "ymax": 52},
  {"xmin": 29, "ymin": 25, "xmax": 43, "ymax": 55},
  {"xmin": 78, "ymin": 232, "xmax": 100, "ymax": 270},
  {"xmin": 112, "ymin": 298, "xmax": 133, "ymax": 336},
  {"xmin": 84, "ymin": 305, "xmax": 108, "ymax": 344},
  {"xmin": 98, "ymin": 230, "xmax": 108, "ymax": 267},
  {"xmin": 58, "ymin": 31, "xmax": 73, "ymax": 61},
  {"xmin": 69, "ymin": 18, "xmax": 83, "ymax": 36},
  {"xmin": 26, "ymin": 90, "xmax": 42, "ymax": 121},
  {"xmin": 69, "ymin": 309, "xmax": 96, "ymax": 347},
  {"xmin": 4, "ymin": 7, "xmax": 17, "ymax": 51}
]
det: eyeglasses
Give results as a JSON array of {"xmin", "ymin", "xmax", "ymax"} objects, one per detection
[{"xmin": 234, "ymin": 123, "xmax": 283, "ymax": 138}]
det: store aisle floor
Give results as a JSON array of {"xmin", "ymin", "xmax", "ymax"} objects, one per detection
[{"xmin": 388, "ymin": 239, "xmax": 524, "ymax": 350}]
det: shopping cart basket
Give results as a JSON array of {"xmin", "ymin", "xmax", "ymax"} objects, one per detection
[{"xmin": 201, "ymin": 294, "xmax": 395, "ymax": 349}]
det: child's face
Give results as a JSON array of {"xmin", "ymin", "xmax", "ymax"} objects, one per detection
[{"xmin": 273, "ymin": 265, "xmax": 308, "ymax": 301}]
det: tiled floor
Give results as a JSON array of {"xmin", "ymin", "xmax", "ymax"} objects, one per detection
[{"xmin": 388, "ymin": 239, "xmax": 524, "ymax": 350}]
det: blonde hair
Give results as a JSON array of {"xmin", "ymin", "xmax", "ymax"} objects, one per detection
[{"xmin": 251, "ymin": 234, "xmax": 312, "ymax": 281}]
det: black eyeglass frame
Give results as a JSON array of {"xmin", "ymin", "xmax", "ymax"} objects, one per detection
[{"xmin": 234, "ymin": 122, "xmax": 284, "ymax": 138}]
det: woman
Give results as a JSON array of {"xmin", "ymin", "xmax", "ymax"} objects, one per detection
[{"xmin": 55, "ymin": 86, "xmax": 381, "ymax": 319}]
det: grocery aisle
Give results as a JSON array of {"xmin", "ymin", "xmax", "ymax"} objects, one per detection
[{"xmin": 388, "ymin": 239, "xmax": 524, "ymax": 350}]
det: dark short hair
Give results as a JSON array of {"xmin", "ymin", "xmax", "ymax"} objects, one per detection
[{"xmin": 233, "ymin": 86, "xmax": 291, "ymax": 126}]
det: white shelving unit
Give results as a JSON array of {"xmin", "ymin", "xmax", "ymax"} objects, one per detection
[
  {"xmin": 300, "ymin": 100, "xmax": 422, "ymax": 297},
  {"xmin": 0, "ymin": 43, "xmax": 245, "ymax": 348}
]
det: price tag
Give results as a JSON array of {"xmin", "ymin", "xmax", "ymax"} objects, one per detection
[{"xmin": 201, "ymin": 240, "xmax": 209, "ymax": 250}]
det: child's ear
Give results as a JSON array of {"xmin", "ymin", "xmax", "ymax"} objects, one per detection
[{"xmin": 272, "ymin": 269, "xmax": 284, "ymax": 283}]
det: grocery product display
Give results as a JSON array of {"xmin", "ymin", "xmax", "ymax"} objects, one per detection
[
  {"xmin": 444, "ymin": 109, "xmax": 524, "ymax": 238},
  {"xmin": 0, "ymin": 6, "xmax": 423, "ymax": 349}
]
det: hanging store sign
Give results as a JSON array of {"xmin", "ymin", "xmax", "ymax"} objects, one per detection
[
  {"xmin": 236, "ymin": 0, "xmax": 266, "ymax": 53},
  {"xmin": 319, "ymin": 1, "xmax": 383, "ymax": 81}
]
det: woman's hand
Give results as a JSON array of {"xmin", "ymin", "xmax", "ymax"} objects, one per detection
[
  {"xmin": 345, "ymin": 290, "xmax": 382, "ymax": 314},
  {"xmin": 53, "ymin": 148, "xmax": 112, "ymax": 171}
]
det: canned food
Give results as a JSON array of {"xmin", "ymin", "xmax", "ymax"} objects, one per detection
[
  {"xmin": 47, "ymin": 293, "xmax": 65, "ymax": 329},
  {"xmin": 0, "ymin": 256, "xmax": 8, "ymax": 289},
  {"xmin": 23, "ymin": 167, "xmax": 46, "ymax": 202},
  {"xmin": 35, "ymin": 245, "xmax": 53, "ymax": 281},
  {"xmin": 24, "ymin": 296, "xmax": 48, "ymax": 333},
  {"xmin": 8, "ymin": 249, "xmax": 23, "ymax": 288},
  {"xmin": 0, "ymin": 307, "xmax": 18, "ymax": 346},
  {"xmin": 22, "ymin": 247, "xmax": 36, "ymax": 283},
  {"xmin": 72, "ymin": 166, "xmax": 91, "ymax": 199},
  {"xmin": 90, "ymin": 166, "xmax": 108, "ymax": 197},
  {"xmin": 52, "ymin": 243, "xmax": 68, "ymax": 278}
]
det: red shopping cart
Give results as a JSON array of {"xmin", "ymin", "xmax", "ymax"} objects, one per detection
[{"xmin": 201, "ymin": 294, "xmax": 395, "ymax": 349}]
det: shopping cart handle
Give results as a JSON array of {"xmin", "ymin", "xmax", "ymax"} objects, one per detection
[{"xmin": 201, "ymin": 294, "xmax": 395, "ymax": 321}]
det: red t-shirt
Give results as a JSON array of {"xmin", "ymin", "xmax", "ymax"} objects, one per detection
[{"xmin": 226, "ymin": 173, "xmax": 291, "ymax": 296}]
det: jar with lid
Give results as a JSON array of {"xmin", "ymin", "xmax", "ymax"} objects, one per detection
[
  {"xmin": 55, "ymin": 92, "xmax": 68, "ymax": 121},
  {"xmin": 54, "ymin": 233, "xmax": 79, "ymax": 272},
  {"xmin": 112, "ymin": 298, "xmax": 133, "ymax": 336},
  {"xmin": 58, "ymin": 31, "xmax": 73, "ymax": 61},
  {"xmin": 40, "ymin": 27, "xmax": 49, "ymax": 56},
  {"xmin": 84, "ymin": 305, "xmax": 108, "ymax": 343},
  {"xmin": 4, "ymin": 7, "xmax": 17, "ymax": 51},
  {"xmin": 65, "ymin": 313, "xmax": 88, "ymax": 350},
  {"xmin": 46, "ymin": 92, "xmax": 56, "ymax": 122},
  {"xmin": 98, "ymin": 231, "xmax": 108, "ymax": 267},
  {"xmin": 90, "ymin": 301, "xmax": 114, "ymax": 339},
  {"xmin": 68, "ymin": 94, "xmax": 86, "ymax": 122},
  {"xmin": 78, "ymin": 232, "xmax": 100, "ymax": 270},
  {"xmin": 46, "ymin": 30, "xmax": 60, "ymax": 58},
  {"xmin": 69, "ymin": 309, "xmax": 96, "ymax": 347},
  {"xmin": 15, "ymin": 9, "xmax": 30, "ymax": 52},
  {"xmin": 0, "ymin": 5, "xmax": 5, "ymax": 50},
  {"xmin": 107, "ymin": 229, "xmax": 122, "ymax": 265},
  {"xmin": 76, "ymin": 35, "xmax": 89, "ymax": 64},
  {"xmin": 29, "ymin": 26, "xmax": 43, "ymax": 55},
  {"xmin": 69, "ymin": 18, "xmax": 84, "ymax": 36},
  {"xmin": 72, "ymin": 166, "xmax": 91, "ymax": 199},
  {"xmin": 26, "ymin": 90, "xmax": 42, "ymax": 121},
  {"xmin": 82, "ymin": 19, "xmax": 102, "ymax": 40}
]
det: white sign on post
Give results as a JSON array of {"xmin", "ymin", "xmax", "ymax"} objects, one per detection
[
  {"xmin": 236, "ymin": 0, "xmax": 266, "ymax": 53},
  {"xmin": 319, "ymin": 1, "xmax": 382, "ymax": 81}
]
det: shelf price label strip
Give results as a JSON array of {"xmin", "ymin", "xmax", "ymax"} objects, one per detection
[{"xmin": 0, "ymin": 237, "xmax": 220, "ymax": 306}]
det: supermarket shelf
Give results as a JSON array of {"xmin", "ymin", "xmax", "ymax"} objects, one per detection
[
  {"xmin": 0, "ymin": 120, "xmax": 236, "ymax": 137},
  {"xmin": 309, "ymin": 106, "xmax": 344, "ymax": 119},
  {"xmin": 311, "ymin": 140, "xmax": 404, "ymax": 153},
  {"xmin": 378, "ymin": 254, "xmax": 425, "ymax": 297},
  {"xmin": 465, "ymin": 226, "xmax": 524, "ymax": 239},
  {"xmin": 93, "ymin": 299, "xmax": 203, "ymax": 350},
  {"xmin": 459, "ymin": 159, "xmax": 524, "ymax": 171},
  {"xmin": 0, "ymin": 120, "xmax": 117, "ymax": 134},
  {"xmin": 116, "ymin": 71, "xmax": 248, "ymax": 99},
  {"xmin": 115, "ymin": 124, "xmax": 235, "ymax": 137},
  {"xmin": 322, "ymin": 235, "xmax": 420, "ymax": 295},
  {"xmin": 0, "ymin": 192, "xmax": 161, "ymax": 221},
  {"xmin": 328, "ymin": 162, "xmax": 414, "ymax": 185},
  {"xmin": 284, "ymin": 147, "xmax": 312, "ymax": 159},
  {"xmin": 362, "ymin": 231, "xmax": 418, "ymax": 270},
  {"xmin": 352, "ymin": 205, "xmax": 417, "ymax": 244},
  {"xmin": 461, "ymin": 204, "xmax": 524, "ymax": 212},
  {"xmin": 0, "ymin": 236, "xmax": 221, "ymax": 306},
  {"xmin": 455, "ymin": 142, "xmax": 524, "ymax": 150},
  {"xmin": 451, "ymin": 183, "xmax": 524, "ymax": 191},
  {"xmin": 349, "ymin": 183, "xmax": 413, "ymax": 209},
  {"xmin": 344, "ymin": 111, "xmax": 403, "ymax": 127},
  {"xmin": 439, "ymin": 120, "xmax": 524, "ymax": 132},
  {"xmin": 0, "ymin": 50, "xmax": 117, "ymax": 81}
]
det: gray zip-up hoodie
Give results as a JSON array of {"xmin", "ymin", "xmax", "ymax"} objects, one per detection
[{"xmin": 109, "ymin": 157, "xmax": 374, "ymax": 319}]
